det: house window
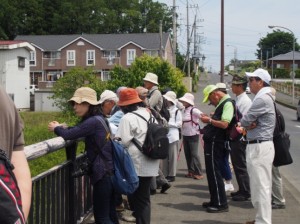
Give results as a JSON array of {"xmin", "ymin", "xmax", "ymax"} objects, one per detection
[
  {"xmin": 102, "ymin": 70, "xmax": 111, "ymax": 81},
  {"xmin": 30, "ymin": 51, "xmax": 36, "ymax": 66},
  {"xmin": 43, "ymin": 51, "xmax": 61, "ymax": 59},
  {"xmin": 144, "ymin": 50, "xmax": 158, "ymax": 57},
  {"xmin": 87, "ymin": 50, "xmax": 95, "ymax": 65},
  {"xmin": 18, "ymin": 57, "xmax": 25, "ymax": 68},
  {"xmin": 127, "ymin": 49, "xmax": 136, "ymax": 65},
  {"xmin": 67, "ymin": 50, "xmax": 76, "ymax": 66},
  {"xmin": 103, "ymin": 51, "xmax": 120, "ymax": 58}
]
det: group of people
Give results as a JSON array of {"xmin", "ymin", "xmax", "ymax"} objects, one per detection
[
  {"xmin": 0, "ymin": 67, "xmax": 287, "ymax": 224},
  {"xmin": 200, "ymin": 68, "xmax": 285, "ymax": 224},
  {"xmin": 47, "ymin": 72, "xmax": 196, "ymax": 224},
  {"xmin": 47, "ymin": 68, "xmax": 285, "ymax": 224}
]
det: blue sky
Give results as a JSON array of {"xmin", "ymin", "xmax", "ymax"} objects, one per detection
[{"xmin": 157, "ymin": 0, "xmax": 299, "ymax": 72}]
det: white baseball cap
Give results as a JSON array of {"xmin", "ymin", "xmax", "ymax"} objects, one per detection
[
  {"xmin": 245, "ymin": 68, "xmax": 271, "ymax": 85},
  {"xmin": 98, "ymin": 90, "xmax": 118, "ymax": 104}
]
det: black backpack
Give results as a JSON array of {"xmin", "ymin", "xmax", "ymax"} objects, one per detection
[
  {"xmin": 131, "ymin": 112, "xmax": 169, "ymax": 159},
  {"xmin": 148, "ymin": 89, "xmax": 171, "ymax": 122}
]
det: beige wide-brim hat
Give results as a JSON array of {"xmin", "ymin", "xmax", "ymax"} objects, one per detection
[
  {"xmin": 143, "ymin": 72, "xmax": 159, "ymax": 85},
  {"xmin": 179, "ymin": 93, "xmax": 194, "ymax": 106},
  {"xmin": 68, "ymin": 87, "xmax": 99, "ymax": 105},
  {"xmin": 98, "ymin": 90, "xmax": 118, "ymax": 104},
  {"xmin": 163, "ymin": 91, "xmax": 177, "ymax": 105}
]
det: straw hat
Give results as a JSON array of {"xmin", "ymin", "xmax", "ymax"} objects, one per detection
[
  {"xmin": 118, "ymin": 88, "xmax": 142, "ymax": 106},
  {"xmin": 68, "ymin": 87, "xmax": 99, "ymax": 105},
  {"xmin": 98, "ymin": 90, "xmax": 118, "ymax": 104},
  {"xmin": 179, "ymin": 93, "xmax": 195, "ymax": 106},
  {"xmin": 163, "ymin": 91, "xmax": 177, "ymax": 105},
  {"xmin": 143, "ymin": 72, "xmax": 159, "ymax": 85}
]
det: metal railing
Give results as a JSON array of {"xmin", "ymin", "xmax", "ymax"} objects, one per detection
[{"xmin": 25, "ymin": 137, "xmax": 93, "ymax": 224}]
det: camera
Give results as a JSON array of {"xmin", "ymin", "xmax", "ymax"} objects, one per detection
[{"xmin": 72, "ymin": 157, "xmax": 92, "ymax": 178}]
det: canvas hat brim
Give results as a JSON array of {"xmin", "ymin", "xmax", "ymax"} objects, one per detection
[
  {"xmin": 179, "ymin": 96, "xmax": 194, "ymax": 106},
  {"xmin": 163, "ymin": 95, "xmax": 176, "ymax": 105},
  {"xmin": 143, "ymin": 77, "xmax": 158, "ymax": 85},
  {"xmin": 68, "ymin": 96, "xmax": 99, "ymax": 105}
]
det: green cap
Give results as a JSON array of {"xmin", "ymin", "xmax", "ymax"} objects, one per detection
[
  {"xmin": 232, "ymin": 74, "xmax": 248, "ymax": 84},
  {"xmin": 203, "ymin": 85, "xmax": 218, "ymax": 103}
]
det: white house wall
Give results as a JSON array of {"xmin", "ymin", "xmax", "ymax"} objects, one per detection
[
  {"xmin": 34, "ymin": 91, "xmax": 60, "ymax": 112},
  {"xmin": 0, "ymin": 48, "xmax": 30, "ymax": 109}
]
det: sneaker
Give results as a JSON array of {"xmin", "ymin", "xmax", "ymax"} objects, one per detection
[
  {"xmin": 232, "ymin": 194, "xmax": 250, "ymax": 201},
  {"xmin": 185, "ymin": 172, "xmax": 193, "ymax": 178},
  {"xmin": 193, "ymin": 174, "xmax": 204, "ymax": 180},
  {"xmin": 122, "ymin": 215, "xmax": 136, "ymax": 222},
  {"xmin": 225, "ymin": 183, "xmax": 234, "ymax": 192},
  {"xmin": 272, "ymin": 203, "xmax": 286, "ymax": 209},
  {"xmin": 160, "ymin": 183, "xmax": 171, "ymax": 193},
  {"xmin": 150, "ymin": 189, "xmax": 157, "ymax": 195},
  {"xmin": 230, "ymin": 191, "xmax": 241, "ymax": 197},
  {"xmin": 166, "ymin": 176, "xmax": 175, "ymax": 182}
]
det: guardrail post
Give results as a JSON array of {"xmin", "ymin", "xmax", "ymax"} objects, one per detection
[{"xmin": 65, "ymin": 141, "xmax": 78, "ymax": 224}]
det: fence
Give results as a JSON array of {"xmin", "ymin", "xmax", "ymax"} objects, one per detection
[{"xmin": 25, "ymin": 137, "xmax": 93, "ymax": 224}]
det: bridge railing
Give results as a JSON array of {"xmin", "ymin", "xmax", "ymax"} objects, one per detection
[{"xmin": 24, "ymin": 137, "xmax": 93, "ymax": 224}]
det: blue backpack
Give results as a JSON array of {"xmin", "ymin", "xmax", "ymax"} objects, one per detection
[{"xmin": 96, "ymin": 116, "xmax": 139, "ymax": 195}]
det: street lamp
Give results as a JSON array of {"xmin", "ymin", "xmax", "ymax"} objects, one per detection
[
  {"xmin": 268, "ymin": 25, "xmax": 295, "ymax": 105},
  {"xmin": 226, "ymin": 44, "xmax": 237, "ymax": 71}
]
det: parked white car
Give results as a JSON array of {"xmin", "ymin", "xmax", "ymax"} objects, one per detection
[{"xmin": 29, "ymin": 84, "xmax": 38, "ymax": 95}]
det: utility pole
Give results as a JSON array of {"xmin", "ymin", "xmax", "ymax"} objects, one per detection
[
  {"xmin": 172, "ymin": 0, "xmax": 177, "ymax": 67},
  {"xmin": 220, "ymin": 0, "xmax": 224, "ymax": 82},
  {"xmin": 193, "ymin": 15, "xmax": 197, "ymax": 76},
  {"xmin": 159, "ymin": 20, "xmax": 163, "ymax": 59},
  {"xmin": 187, "ymin": 0, "xmax": 190, "ymax": 77}
]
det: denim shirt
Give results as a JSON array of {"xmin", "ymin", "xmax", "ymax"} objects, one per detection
[{"xmin": 54, "ymin": 115, "xmax": 114, "ymax": 184}]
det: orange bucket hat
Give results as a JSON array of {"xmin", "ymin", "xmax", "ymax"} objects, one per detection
[{"xmin": 118, "ymin": 88, "xmax": 142, "ymax": 106}]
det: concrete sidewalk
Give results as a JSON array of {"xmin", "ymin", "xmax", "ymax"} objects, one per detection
[{"xmin": 83, "ymin": 77, "xmax": 300, "ymax": 224}]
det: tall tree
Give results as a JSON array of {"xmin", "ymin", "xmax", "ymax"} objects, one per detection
[
  {"xmin": 0, "ymin": 0, "xmax": 173, "ymax": 39},
  {"xmin": 257, "ymin": 30, "xmax": 299, "ymax": 62}
]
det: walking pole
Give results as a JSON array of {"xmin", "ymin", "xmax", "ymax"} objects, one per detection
[{"xmin": 177, "ymin": 140, "xmax": 183, "ymax": 161}]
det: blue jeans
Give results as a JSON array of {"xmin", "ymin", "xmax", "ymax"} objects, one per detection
[
  {"xmin": 93, "ymin": 175, "xmax": 119, "ymax": 224},
  {"xmin": 220, "ymin": 149, "xmax": 232, "ymax": 181}
]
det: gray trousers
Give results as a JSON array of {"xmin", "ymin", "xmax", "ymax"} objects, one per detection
[
  {"xmin": 150, "ymin": 166, "xmax": 168, "ymax": 190},
  {"xmin": 182, "ymin": 135, "xmax": 203, "ymax": 175},
  {"xmin": 230, "ymin": 140, "xmax": 250, "ymax": 195},
  {"xmin": 162, "ymin": 141, "xmax": 180, "ymax": 177},
  {"xmin": 272, "ymin": 166, "xmax": 285, "ymax": 205}
]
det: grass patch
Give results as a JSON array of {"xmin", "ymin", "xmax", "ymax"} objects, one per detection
[{"xmin": 20, "ymin": 111, "xmax": 83, "ymax": 177}]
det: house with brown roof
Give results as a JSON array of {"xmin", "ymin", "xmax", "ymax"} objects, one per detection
[
  {"xmin": 0, "ymin": 40, "xmax": 35, "ymax": 109},
  {"xmin": 15, "ymin": 33, "xmax": 174, "ymax": 88},
  {"xmin": 268, "ymin": 51, "xmax": 300, "ymax": 70}
]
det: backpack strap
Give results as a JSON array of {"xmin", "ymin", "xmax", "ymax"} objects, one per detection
[
  {"xmin": 266, "ymin": 93, "xmax": 284, "ymax": 133},
  {"xmin": 130, "ymin": 111, "xmax": 154, "ymax": 152},
  {"xmin": 182, "ymin": 107, "xmax": 199, "ymax": 126}
]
